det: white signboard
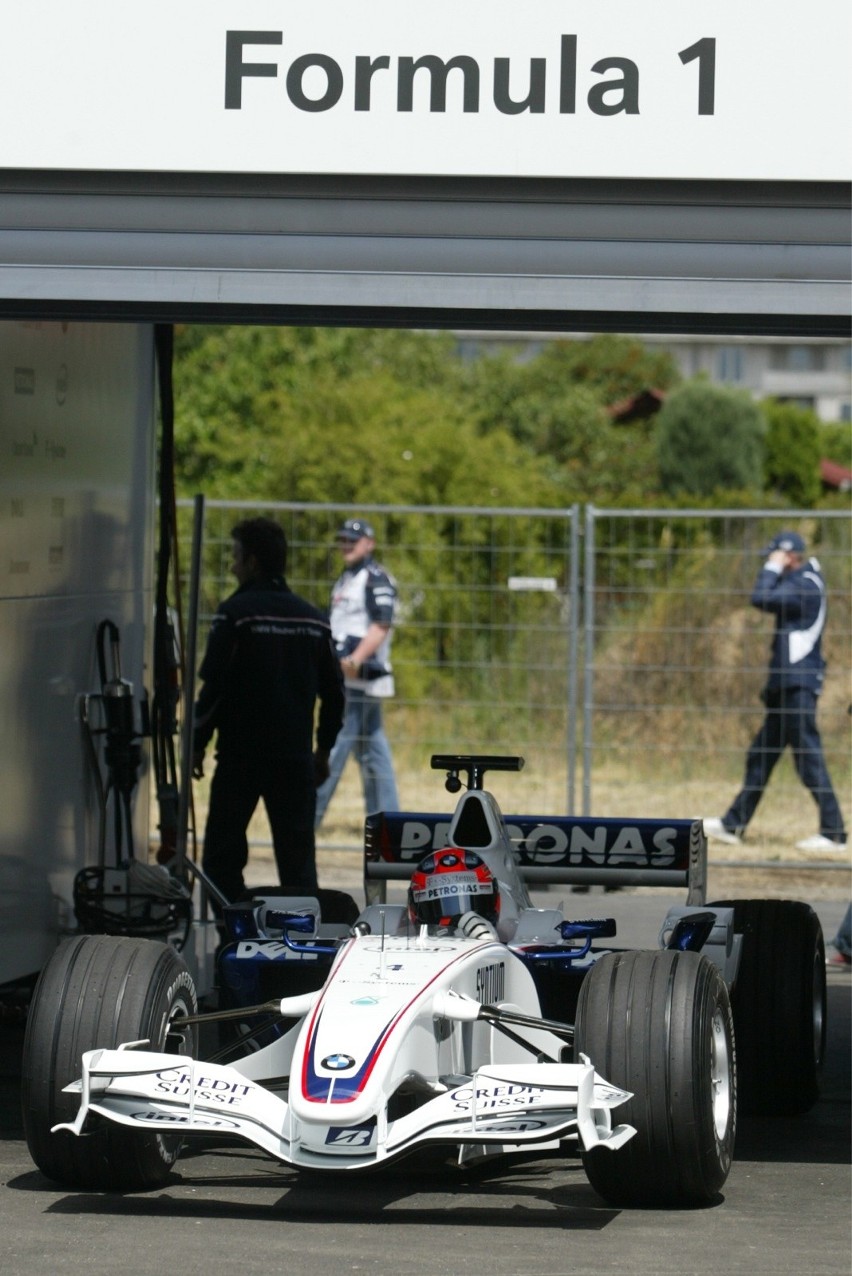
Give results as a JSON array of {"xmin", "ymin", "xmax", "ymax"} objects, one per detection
[{"xmin": 0, "ymin": 2, "xmax": 848, "ymax": 180}]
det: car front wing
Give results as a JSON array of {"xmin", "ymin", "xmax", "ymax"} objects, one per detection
[{"xmin": 54, "ymin": 1047, "xmax": 636, "ymax": 1171}]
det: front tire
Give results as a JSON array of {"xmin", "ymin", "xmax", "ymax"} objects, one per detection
[
  {"xmin": 22, "ymin": 934, "xmax": 197, "ymax": 1191},
  {"xmin": 574, "ymin": 949, "xmax": 736, "ymax": 1208},
  {"xmin": 709, "ymin": 898, "xmax": 825, "ymax": 1115}
]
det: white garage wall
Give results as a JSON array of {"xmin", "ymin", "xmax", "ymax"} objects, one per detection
[{"xmin": 0, "ymin": 322, "xmax": 155, "ymax": 982}]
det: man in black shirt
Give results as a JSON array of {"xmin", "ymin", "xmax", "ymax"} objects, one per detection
[{"xmin": 193, "ymin": 518, "xmax": 344, "ymax": 905}]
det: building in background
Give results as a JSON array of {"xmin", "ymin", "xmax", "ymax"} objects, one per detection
[{"xmin": 648, "ymin": 335, "xmax": 851, "ymax": 422}]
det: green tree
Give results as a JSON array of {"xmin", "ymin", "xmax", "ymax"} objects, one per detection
[
  {"xmin": 816, "ymin": 420, "xmax": 852, "ymax": 468},
  {"xmin": 460, "ymin": 335, "xmax": 678, "ymax": 434},
  {"xmin": 530, "ymin": 334, "xmax": 679, "ymax": 405},
  {"xmin": 761, "ymin": 399, "xmax": 821, "ymax": 505},
  {"xmin": 655, "ymin": 382, "xmax": 766, "ymax": 496},
  {"xmin": 458, "ymin": 336, "xmax": 678, "ymax": 500},
  {"xmin": 172, "ymin": 324, "xmax": 560, "ymax": 507}
]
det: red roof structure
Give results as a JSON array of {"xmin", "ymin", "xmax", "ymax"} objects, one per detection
[{"xmin": 819, "ymin": 457, "xmax": 852, "ymax": 491}]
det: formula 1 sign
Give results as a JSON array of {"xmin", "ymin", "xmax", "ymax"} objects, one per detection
[{"xmin": 1, "ymin": 1, "xmax": 848, "ymax": 180}]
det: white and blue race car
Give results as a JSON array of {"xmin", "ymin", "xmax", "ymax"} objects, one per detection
[{"xmin": 22, "ymin": 755, "xmax": 826, "ymax": 1208}]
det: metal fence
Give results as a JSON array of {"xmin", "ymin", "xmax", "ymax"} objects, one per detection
[
  {"xmin": 582, "ymin": 508, "xmax": 851, "ymax": 847},
  {"xmin": 177, "ymin": 500, "xmax": 851, "ymax": 851}
]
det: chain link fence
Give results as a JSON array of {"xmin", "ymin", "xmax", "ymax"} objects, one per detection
[
  {"xmin": 582, "ymin": 509, "xmax": 851, "ymax": 854},
  {"xmin": 177, "ymin": 500, "xmax": 850, "ymax": 857},
  {"xmin": 177, "ymin": 500, "xmax": 580, "ymax": 826}
]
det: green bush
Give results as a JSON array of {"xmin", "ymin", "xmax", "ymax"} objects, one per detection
[
  {"xmin": 819, "ymin": 420, "xmax": 852, "ymax": 469},
  {"xmin": 655, "ymin": 382, "xmax": 766, "ymax": 496},
  {"xmin": 761, "ymin": 399, "xmax": 821, "ymax": 505}
]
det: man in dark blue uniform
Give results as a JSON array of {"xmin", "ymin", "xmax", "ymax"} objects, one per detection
[
  {"xmin": 705, "ymin": 530, "xmax": 846, "ymax": 852},
  {"xmin": 193, "ymin": 518, "xmax": 344, "ymax": 905}
]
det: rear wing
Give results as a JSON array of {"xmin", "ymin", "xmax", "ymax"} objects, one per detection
[{"xmin": 364, "ymin": 807, "xmax": 707, "ymax": 907}]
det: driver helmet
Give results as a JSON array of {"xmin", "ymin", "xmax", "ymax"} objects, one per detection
[{"xmin": 408, "ymin": 848, "xmax": 500, "ymax": 930}]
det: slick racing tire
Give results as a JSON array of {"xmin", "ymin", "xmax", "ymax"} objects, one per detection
[
  {"xmin": 709, "ymin": 898, "xmax": 826, "ymax": 1116},
  {"xmin": 574, "ymin": 949, "xmax": 735, "ymax": 1208},
  {"xmin": 22, "ymin": 934, "xmax": 197, "ymax": 1191}
]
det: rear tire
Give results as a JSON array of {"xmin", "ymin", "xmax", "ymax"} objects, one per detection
[
  {"xmin": 22, "ymin": 934, "xmax": 197, "ymax": 1190},
  {"xmin": 574, "ymin": 949, "xmax": 736, "ymax": 1208},
  {"xmin": 709, "ymin": 898, "xmax": 825, "ymax": 1115}
]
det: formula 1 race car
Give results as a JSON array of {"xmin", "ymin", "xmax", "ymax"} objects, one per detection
[{"xmin": 21, "ymin": 755, "xmax": 826, "ymax": 1209}]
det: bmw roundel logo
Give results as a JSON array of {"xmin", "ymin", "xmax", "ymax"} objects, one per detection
[{"xmin": 322, "ymin": 1053, "xmax": 356, "ymax": 1071}]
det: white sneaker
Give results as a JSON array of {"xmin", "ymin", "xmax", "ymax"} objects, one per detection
[
  {"xmin": 795, "ymin": 833, "xmax": 848, "ymax": 853},
  {"xmin": 703, "ymin": 817, "xmax": 742, "ymax": 846}
]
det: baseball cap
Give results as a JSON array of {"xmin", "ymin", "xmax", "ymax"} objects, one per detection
[
  {"xmin": 336, "ymin": 517, "xmax": 375, "ymax": 542},
  {"xmin": 766, "ymin": 530, "xmax": 806, "ymax": 554}
]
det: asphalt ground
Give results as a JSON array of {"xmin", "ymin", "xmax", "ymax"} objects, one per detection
[{"xmin": 1, "ymin": 889, "xmax": 849, "ymax": 1276}]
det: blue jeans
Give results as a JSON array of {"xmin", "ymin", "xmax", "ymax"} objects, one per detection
[
  {"xmin": 834, "ymin": 904, "xmax": 852, "ymax": 958},
  {"xmin": 723, "ymin": 686, "xmax": 845, "ymax": 840},
  {"xmin": 315, "ymin": 689, "xmax": 399, "ymax": 827}
]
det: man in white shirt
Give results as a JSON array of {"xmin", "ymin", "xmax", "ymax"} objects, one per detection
[{"xmin": 315, "ymin": 518, "xmax": 400, "ymax": 828}]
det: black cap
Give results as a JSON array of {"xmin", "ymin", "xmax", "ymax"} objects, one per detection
[
  {"xmin": 766, "ymin": 530, "xmax": 806, "ymax": 554},
  {"xmin": 336, "ymin": 517, "xmax": 375, "ymax": 542}
]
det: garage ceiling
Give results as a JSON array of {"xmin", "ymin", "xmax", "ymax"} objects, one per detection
[{"xmin": 0, "ymin": 171, "xmax": 849, "ymax": 336}]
